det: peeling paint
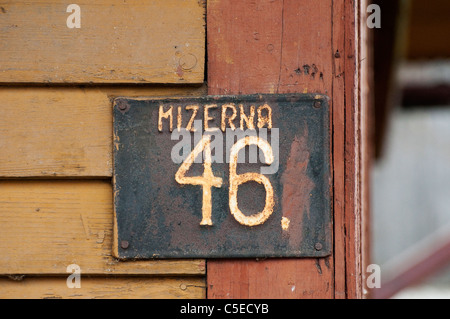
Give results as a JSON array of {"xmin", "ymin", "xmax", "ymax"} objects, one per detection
[
  {"xmin": 281, "ymin": 127, "xmax": 315, "ymax": 248},
  {"xmin": 281, "ymin": 217, "xmax": 290, "ymax": 230}
]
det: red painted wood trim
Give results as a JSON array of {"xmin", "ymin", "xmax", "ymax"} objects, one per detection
[{"xmin": 206, "ymin": 0, "xmax": 364, "ymax": 299}]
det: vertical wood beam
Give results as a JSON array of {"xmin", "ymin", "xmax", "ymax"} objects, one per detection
[
  {"xmin": 207, "ymin": 0, "xmax": 334, "ymax": 299},
  {"xmin": 207, "ymin": 0, "xmax": 364, "ymax": 299},
  {"xmin": 332, "ymin": 0, "xmax": 365, "ymax": 299}
]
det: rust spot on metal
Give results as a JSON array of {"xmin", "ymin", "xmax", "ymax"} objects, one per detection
[{"xmin": 281, "ymin": 127, "xmax": 315, "ymax": 247}]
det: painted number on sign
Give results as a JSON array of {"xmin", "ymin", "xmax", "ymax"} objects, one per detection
[{"xmin": 175, "ymin": 135, "xmax": 275, "ymax": 227}]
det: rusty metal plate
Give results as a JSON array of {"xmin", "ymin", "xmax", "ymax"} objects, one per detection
[{"xmin": 113, "ymin": 94, "xmax": 331, "ymax": 259}]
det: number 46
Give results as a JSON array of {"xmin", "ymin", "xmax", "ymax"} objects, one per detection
[{"xmin": 175, "ymin": 135, "xmax": 275, "ymax": 227}]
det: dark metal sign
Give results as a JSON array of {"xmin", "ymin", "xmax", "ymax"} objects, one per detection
[{"xmin": 113, "ymin": 94, "xmax": 331, "ymax": 259}]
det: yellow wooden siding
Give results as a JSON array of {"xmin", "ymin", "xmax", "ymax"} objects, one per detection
[
  {"xmin": 0, "ymin": 86, "xmax": 206, "ymax": 178},
  {"xmin": 0, "ymin": 277, "xmax": 205, "ymax": 299},
  {"xmin": 0, "ymin": 0, "xmax": 206, "ymax": 299},
  {"xmin": 0, "ymin": 180, "xmax": 205, "ymax": 276},
  {"xmin": 0, "ymin": 0, "xmax": 205, "ymax": 83}
]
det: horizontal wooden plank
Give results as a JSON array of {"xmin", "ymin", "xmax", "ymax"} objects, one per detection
[
  {"xmin": 0, "ymin": 0, "xmax": 205, "ymax": 83},
  {"xmin": 0, "ymin": 276, "xmax": 205, "ymax": 299},
  {"xmin": 0, "ymin": 86, "xmax": 206, "ymax": 178},
  {"xmin": 0, "ymin": 180, "xmax": 205, "ymax": 276}
]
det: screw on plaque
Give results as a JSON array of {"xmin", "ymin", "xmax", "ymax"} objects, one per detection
[
  {"xmin": 121, "ymin": 240, "xmax": 129, "ymax": 249},
  {"xmin": 314, "ymin": 100, "xmax": 322, "ymax": 108},
  {"xmin": 315, "ymin": 243, "xmax": 323, "ymax": 251},
  {"xmin": 116, "ymin": 100, "xmax": 130, "ymax": 113}
]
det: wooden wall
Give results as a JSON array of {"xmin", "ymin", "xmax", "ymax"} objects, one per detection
[
  {"xmin": 0, "ymin": 0, "xmax": 206, "ymax": 299},
  {"xmin": 0, "ymin": 0, "xmax": 368, "ymax": 299}
]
